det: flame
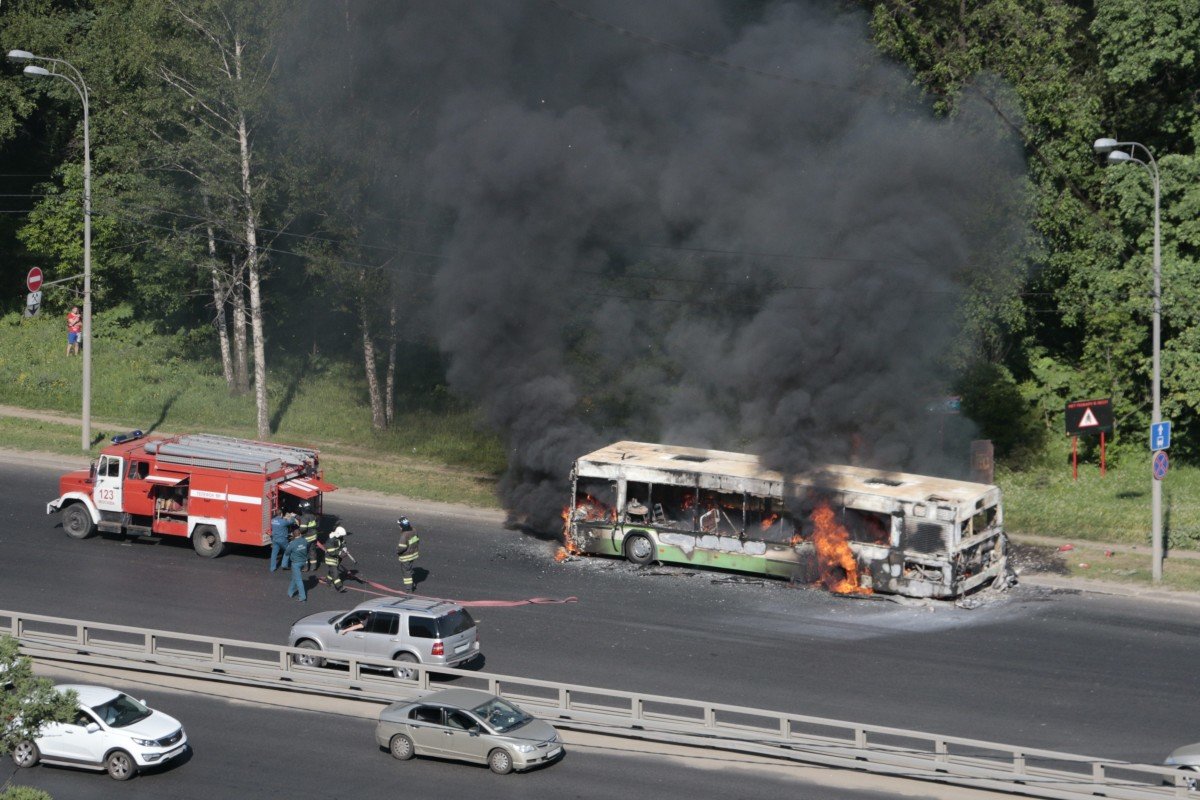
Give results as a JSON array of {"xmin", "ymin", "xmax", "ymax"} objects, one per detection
[
  {"xmin": 759, "ymin": 513, "xmax": 779, "ymax": 531},
  {"xmin": 559, "ymin": 495, "xmax": 609, "ymax": 558},
  {"xmin": 810, "ymin": 501, "xmax": 871, "ymax": 595}
]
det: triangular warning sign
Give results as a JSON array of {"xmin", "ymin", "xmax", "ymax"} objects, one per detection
[{"xmin": 1078, "ymin": 408, "xmax": 1100, "ymax": 427}]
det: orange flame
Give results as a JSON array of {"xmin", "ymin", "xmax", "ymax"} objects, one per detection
[
  {"xmin": 811, "ymin": 501, "xmax": 871, "ymax": 595},
  {"xmin": 554, "ymin": 547, "xmax": 570, "ymax": 562},
  {"xmin": 760, "ymin": 513, "xmax": 779, "ymax": 531}
]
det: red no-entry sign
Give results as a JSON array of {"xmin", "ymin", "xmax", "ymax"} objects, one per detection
[{"xmin": 26, "ymin": 267, "xmax": 43, "ymax": 293}]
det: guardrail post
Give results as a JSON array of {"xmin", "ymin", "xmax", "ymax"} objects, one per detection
[
  {"xmin": 704, "ymin": 707, "xmax": 716, "ymax": 729},
  {"xmin": 77, "ymin": 624, "xmax": 86, "ymax": 646},
  {"xmin": 1091, "ymin": 762, "xmax": 1103, "ymax": 782},
  {"xmin": 1013, "ymin": 752, "xmax": 1025, "ymax": 775},
  {"xmin": 558, "ymin": 687, "xmax": 568, "ymax": 711},
  {"xmin": 855, "ymin": 728, "xmax": 867, "ymax": 749},
  {"xmin": 935, "ymin": 739, "xmax": 948, "ymax": 763},
  {"xmin": 214, "ymin": 641, "xmax": 223, "ymax": 664},
  {"xmin": 632, "ymin": 697, "xmax": 643, "ymax": 721},
  {"xmin": 780, "ymin": 717, "xmax": 790, "ymax": 739},
  {"xmin": 147, "ymin": 634, "xmax": 155, "ymax": 655}
]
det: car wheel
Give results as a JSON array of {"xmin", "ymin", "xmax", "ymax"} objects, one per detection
[
  {"xmin": 192, "ymin": 525, "xmax": 225, "ymax": 558},
  {"xmin": 12, "ymin": 740, "xmax": 39, "ymax": 768},
  {"xmin": 392, "ymin": 652, "xmax": 419, "ymax": 680},
  {"xmin": 294, "ymin": 640, "xmax": 326, "ymax": 668},
  {"xmin": 389, "ymin": 733, "xmax": 415, "ymax": 761},
  {"xmin": 62, "ymin": 504, "xmax": 96, "ymax": 540},
  {"xmin": 488, "ymin": 748, "xmax": 514, "ymax": 775},
  {"xmin": 624, "ymin": 533, "xmax": 655, "ymax": 565},
  {"xmin": 105, "ymin": 749, "xmax": 136, "ymax": 781}
]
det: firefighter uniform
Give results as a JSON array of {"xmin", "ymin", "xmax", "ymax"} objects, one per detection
[
  {"xmin": 298, "ymin": 505, "xmax": 319, "ymax": 571},
  {"xmin": 396, "ymin": 517, "xmax": 419, "ymax": 591},
  {"xmin": 325, "ymin": 527, "xmax": 348, "ymax": 593},
  {"xmin": 269, "ymin": 514, "xmax": 294, "ymax": 572},
  {"xmin": 284, "ymin": 532, "xmax": 309, "ymax": 601}
]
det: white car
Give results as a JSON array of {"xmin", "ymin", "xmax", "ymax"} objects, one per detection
[{"xmin": 11, "ymin": 684, "xmax": 188, "ymax": 780}]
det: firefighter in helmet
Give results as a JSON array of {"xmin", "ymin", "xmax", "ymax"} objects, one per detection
[
  {"xmin": 324, "ymin": 526, "xmax": 349, "ymax": 593},
  {"xmin": 297, "ymin": 500, "xmax": 320, "ymax": 571},
  {"xmin": 396, "ymin": 516, "xmax": 420, "ymax": 591}
]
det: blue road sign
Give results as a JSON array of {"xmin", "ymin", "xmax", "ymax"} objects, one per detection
[
  {"xmin": 1151, "ymin": 421, "xmax": 1172, "ymax": 451},
  {"xmin": 1153, "ymin": 450, "xmax": 1169, "ymax": 481}
]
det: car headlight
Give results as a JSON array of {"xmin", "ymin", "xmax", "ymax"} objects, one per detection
[
  {"xmin": 514, "ymin": 743, "xmax": 536, "ymax": 753},
  {"xmin": 132, "ymin": 737, "xmax": 158, "ymax": 747}
]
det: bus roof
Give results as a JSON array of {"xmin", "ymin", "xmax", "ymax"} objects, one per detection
[{"xmin": 575, "ymin": 440, "xmax": 996, "ymax": 506}]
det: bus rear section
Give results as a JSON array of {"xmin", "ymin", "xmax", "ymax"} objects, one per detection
[{"xmin": 565, "ymin": 441, "xmax": 1007, "ymax": 599}]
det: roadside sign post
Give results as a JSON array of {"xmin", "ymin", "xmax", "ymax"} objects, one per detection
[
  {"xmin": 26, "ymin": 266, "xmax": 43, "ymax": 293},
  {"xmin": 1064, "ymin": 398, "xmax": 1114, "ymax": 481},
  {"xmin": 1153, "ymin": 450, "xmax": 1169, "ymax": 481}
]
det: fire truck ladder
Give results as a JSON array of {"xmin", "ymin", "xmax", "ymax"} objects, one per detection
[{"xmin": 143, "ymin": 434, "xmax": 318, "ymax": 475}]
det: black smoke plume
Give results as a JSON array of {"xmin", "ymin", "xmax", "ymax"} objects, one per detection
[{"xmin": 285, "ymin": 1, "xmax": 1028, "ymax": 531}]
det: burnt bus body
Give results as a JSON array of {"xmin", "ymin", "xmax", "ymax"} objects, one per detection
[{"xmin": 566, "ymin": 441, "xmax": 1007, "ymax": 599}]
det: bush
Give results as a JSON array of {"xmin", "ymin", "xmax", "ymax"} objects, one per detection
[
  {"xmin": 0, "ymin": 785, "xmax": 54, "ymax": 799},
  {"xmin": 956, "ymin": 361, "xmax": 1046, "ymax": 464}
]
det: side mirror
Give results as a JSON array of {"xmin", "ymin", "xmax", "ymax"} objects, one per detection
[
  {"xmin": 86, "ymin": 723, "xmax": 100, "ymax": 734},
  {"xmin": 469, "ymin": 725, "xmax": 481, "ymax": 736}
]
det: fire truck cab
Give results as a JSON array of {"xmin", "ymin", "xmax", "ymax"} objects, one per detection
[{"xmin": 46, "ymin": 431, "xmax": 336, "ymax": 558}]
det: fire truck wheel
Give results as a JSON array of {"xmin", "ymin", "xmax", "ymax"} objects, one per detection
[
  {"xmin": 191, "ymin": 525, "xmax": 225, "ymax": 558},
  {"xmin": 623, "ymin": 533, "xmax": 655, "ymax": 566},
  {"xmin": 61, "ymin": 504, "xmax": 96, "ymax": 540}
]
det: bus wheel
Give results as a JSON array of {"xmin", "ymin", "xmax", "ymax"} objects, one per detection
[
  {"xmin": 62, "ymin": 504, "xmax": 96, "ymax": 540},
  {"xmin": 192, "ymin": 525, "xmax": 225, "ymax": 558},
  {"xmin": 624, "ymin": 533, "xmax": 655, "ymax": 565}
]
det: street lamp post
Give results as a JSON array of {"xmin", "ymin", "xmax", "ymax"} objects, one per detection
[
  {"xmin": 1094, "ymin": 137, "xmax": 1163, "ymax": 583},
  {"xmin": 8, "ymin": 50, "xmax": 93, "ymax": 453}
]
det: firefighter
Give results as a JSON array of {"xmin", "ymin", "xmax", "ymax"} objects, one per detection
[
  {"xmin": 297, "ymin": 500, "xmax": 320, "ymax": 571},
  {"xmin": 396, "ymin": 516, "xmax": 420, "ymax": 591},
  {"xmin": 269, "ymin": 512, "xmax": 295, "ymax": 572},
  {"xmin": 324, "ymin": 526, "xmax": 349, "ymax": 593},
  {"xmin": 284, "ymin": 529, "xmax": 308, "ymax": 602}
]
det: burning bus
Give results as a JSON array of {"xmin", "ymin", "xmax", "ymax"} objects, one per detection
[{"xmin": 564, "ymin": 441, "xmax": 1007, "ymax": 599}]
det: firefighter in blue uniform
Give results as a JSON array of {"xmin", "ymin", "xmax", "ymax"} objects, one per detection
[
  {"xmin": 269, "ymin": 512, "xmax": 295, "ymax": 572},
  {"xmin": 284, "ymin": 529, "xmax": 308, "ymax": 601},
  {"xmin": 396, "ymin": 517, "xmax": 420, "ymax": 591}
]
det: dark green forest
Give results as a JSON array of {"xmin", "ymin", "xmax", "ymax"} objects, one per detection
[{"xmin": 0, "ymin": 1, "xmax": 1197, "ymax": 508}]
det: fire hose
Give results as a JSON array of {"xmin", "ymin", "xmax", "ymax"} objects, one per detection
[{"xmin": 311, "ymin": 540, "xmax": 578, "ymax": 608}]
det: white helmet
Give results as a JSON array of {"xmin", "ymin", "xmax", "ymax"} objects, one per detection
[{"xmin": 331, "ymin": 526, "xmax": 347, "ymax": 538}]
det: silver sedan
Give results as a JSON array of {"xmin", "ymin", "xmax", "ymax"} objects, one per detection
[{"xmin": 375, "ymin": 688, "xmax": 564, "ymax": 774}]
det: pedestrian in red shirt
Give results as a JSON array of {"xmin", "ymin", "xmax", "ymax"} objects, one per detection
[{"xmin": 66, "ymin": 307, "xmax": 81, "ymax": 356}]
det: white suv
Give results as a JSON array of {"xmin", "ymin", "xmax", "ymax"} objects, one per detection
[{"xmin": 11, "ymin": 684, "xmax": 188, "ymax": 780}]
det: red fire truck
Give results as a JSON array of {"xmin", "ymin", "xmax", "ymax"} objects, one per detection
[{"xmin": 46, "ymin": 431, "xmax": 337, "ymax": 558}]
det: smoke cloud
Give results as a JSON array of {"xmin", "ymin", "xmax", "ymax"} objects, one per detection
[{"xmin": 286, "ymin": 1, "xmax": 1028, "ymax": 530}]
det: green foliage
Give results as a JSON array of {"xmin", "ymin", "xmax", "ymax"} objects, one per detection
[
  {"xmin": 0, "ymin": 636, "xmax": 77, "ymax": 758},
  {"xmin": 0, "ymin": 787, "xmax": 54, "ymax": 800},
  {"xmin": 956, "ymin": 361, "xmax": 1045, "ymax": 462}
]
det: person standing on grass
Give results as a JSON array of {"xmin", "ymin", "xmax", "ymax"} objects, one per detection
[{"xmin": 66, "ymin": 307, "xmax": 81, "ymax": 356}]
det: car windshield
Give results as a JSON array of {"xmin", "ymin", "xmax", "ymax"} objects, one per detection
[
  {"xmin": 470, "ymin": 697, "xmax": 531, "ymax": 733},
  {"xmin": 436, "ymin": 609, "xmax": 475, "ymax": 637},
  {"xmin": 91, "ymin": 694, "xmax": 151, "ymax": 728}
]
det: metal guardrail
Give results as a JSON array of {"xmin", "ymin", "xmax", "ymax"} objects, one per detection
[{"xmin": 2, "ymin": 609, "xmax": 1191, "ymax": 799}]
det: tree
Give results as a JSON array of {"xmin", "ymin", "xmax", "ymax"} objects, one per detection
[{"xmin": 0, "ymin": 635, "xmax": 76, "ymax": 759}]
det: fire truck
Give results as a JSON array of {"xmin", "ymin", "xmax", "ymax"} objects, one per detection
[{"xmin": 46, "ymin": 431, "xmax": 337, "ymax": 558}]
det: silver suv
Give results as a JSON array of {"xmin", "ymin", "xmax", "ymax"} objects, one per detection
[{"xmin": 288, "ymin": 596, "xmax": 480, "ymax": 679}]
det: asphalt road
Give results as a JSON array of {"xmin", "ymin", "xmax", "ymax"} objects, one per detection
[
  {"xmin": 5, "ymin": 459, "xmax": 1199, "ymax": 767},
  {"xmin": 8, "ymin": 668, "xmax": 892, "ymax": 800}
]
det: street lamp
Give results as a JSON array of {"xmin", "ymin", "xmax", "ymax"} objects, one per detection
[
  {"xmin": 8, "ymin": 49, "xmax": 93, "ymax": 453},
  {"xmin": 1094, "ymin": 136, "xmax": 1163, "ymax": 583}
]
